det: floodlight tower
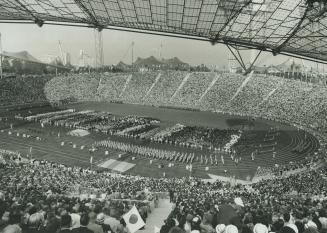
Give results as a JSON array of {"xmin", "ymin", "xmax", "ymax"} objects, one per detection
[{"xmin": 94, "ymin": 29, "xmax": 104, "ymax": 70}]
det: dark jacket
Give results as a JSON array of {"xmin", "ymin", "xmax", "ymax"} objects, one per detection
[
  {"xmin": 72, "ymin": 226, "xmax": 94, "ymax": 233},
  {"xmin": 216, "ymin": 204, "xmax": 238, "ymax": 225},
  {"xmin": 59, "ymin": 229, "xmax": 72, "ymax": 233}
]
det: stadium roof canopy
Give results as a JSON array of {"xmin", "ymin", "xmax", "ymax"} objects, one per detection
[{"xmin": 1, "ymin": 0, "xmax": 327, "ymax": 63}]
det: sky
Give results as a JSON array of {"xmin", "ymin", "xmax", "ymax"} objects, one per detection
[{"xmin": 0, "ymin": 22, "xmax": 323, "ymax": 70}]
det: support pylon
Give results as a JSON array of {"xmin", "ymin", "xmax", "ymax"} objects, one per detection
[
  {"xmin": 94, "ymin": 29, "xmax": 104, "ymax": 69},
  {"xmin": 0, "ymin": 33, "xmax": 3, "ymax": 79}
]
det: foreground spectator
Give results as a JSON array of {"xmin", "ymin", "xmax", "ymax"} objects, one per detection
[{"xmin": 72, "ymin": 213, "xmax": 94, "ymax": 233}]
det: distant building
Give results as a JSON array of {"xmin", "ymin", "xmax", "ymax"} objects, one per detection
[
  {"xmin": 133, "ymin": 56, "xmax": 190, "ymax": 71},
  {"xmin": 266, "ymin": 66, "xmax": 281, "ymax": 74},
  {"xmin": 64, "ymin": 52, "xmax": 71, "ymax": 66}
]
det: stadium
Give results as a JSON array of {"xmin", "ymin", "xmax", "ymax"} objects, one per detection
[{"xmin": 0, "ymin": 1, "xmax": 327, "ymax": 233}]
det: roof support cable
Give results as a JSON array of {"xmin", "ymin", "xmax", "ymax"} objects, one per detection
[
  {"xmin": 73, "ymin": 0, "xmax": 104, "ymax": 31},
  {"xmin": 272, "ymin": 6, "xmax": 310, "ymax": 56},
  {"xmin": 210, "ymin": 0, "xmax": 253, "ymax": 45},
  {"xmin": 14, "ymin": 0, "xmax": 44, "ymax": 27}
]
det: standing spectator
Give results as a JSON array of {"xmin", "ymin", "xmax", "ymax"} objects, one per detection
[
  {"xmin": 24, "ymin": 212, "xmax": 44, "ymax": 233},
  {"xmin": 284, "ymin": 213, "xmax": 298, "ymax": 233},
  {"xmin": 72, "ymin": 213, "xmax": 94, "ymax": 233},
  {"xmin": 2, "ymin": 211, "xmax": 22, "ymax": 233},
  {"xmin": 43, "ymin": 212, "xmax": 60, "ymax": 233},
  {"xmin": 169, "ymin": 189, "xmax": 174, "ymax": 203},
  {"xmin": 96, "ymin": 213, "xmax": 112, "ymax": 233},
  {"xmin": 103, "ymin": 208, "xmax": 120, "ymax": 233},
  {"xmin": 200, "ymin": 212, "xmax": 215, "ymax": 233},
  {"xmin": 70, "ymin": 211, "xmax": 81, "ymax": 230},
  {"xmin": 191, "ymin": 217, "xmax": 201, "ymax": 233},
  {"xmin": 87, "ymin": 212, "xmax": 103, "ymax": 233},
  {"xmin": 319, "ymin": 209, "xmax": 327, "ymax": 233},
  {"xmin": 216, "ymin": 198, "xmax": 243, "ymax": 226},
  {"xmin": 59, "ymin": 214, "xmax": 72, "ymax": 233}
]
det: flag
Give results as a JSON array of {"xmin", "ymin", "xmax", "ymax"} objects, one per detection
[
  {"xmin": 90, "ymin": 156, "xmax": 93, "ymax": 164},
  {"xmin": 123, "ymin": 205, "xmax": 145, "ymax": 233}
]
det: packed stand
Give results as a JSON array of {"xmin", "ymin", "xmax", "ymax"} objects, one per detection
[
  {"xmin": 0, "ymin": 76, "xmax": 52, "ymax": 107},
  {"xmin": 45, "ymin": 72, "xmax": 327, "ymax": 139},
  {"xmin": 1, "ymin": 150, "xmax": 327, "ymax": 233}
]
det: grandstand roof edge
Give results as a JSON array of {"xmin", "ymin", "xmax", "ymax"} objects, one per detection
[{"xmin": 2, "ymin": 19, "xmax": 327, "ymax": 65}]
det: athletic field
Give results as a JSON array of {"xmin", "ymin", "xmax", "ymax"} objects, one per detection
[{"xmin": 0, "ymin": 102, "xmax": 320, "ymax": 180}]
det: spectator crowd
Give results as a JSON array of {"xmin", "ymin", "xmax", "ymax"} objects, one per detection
[
  {"xmin": 1, "ymin": 71, "xmax": 327, "ymax": 233},
  {"xmin": 0, "ymin": 150, "xmax": 327, "ymax": 233}
]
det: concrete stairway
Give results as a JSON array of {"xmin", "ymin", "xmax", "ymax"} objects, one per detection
[{"xmin": 137, "ymin": 199, "xmax": 173, "ymax": 233}]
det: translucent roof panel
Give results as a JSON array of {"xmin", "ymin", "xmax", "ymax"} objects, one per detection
[{"xmin": 1, "ymin": 0, "xmax": 327, "ymax": 62}]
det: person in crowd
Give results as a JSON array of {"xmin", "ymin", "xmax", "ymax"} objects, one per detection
[
  {"xmin": 216, "ymin": 198, "xmax": 243, "ymax": 226},
  {"xmin": 96, "ymin": 213, "xmax": 112, "ymax": 233},
  {"xmin": 190, "ymin": 217, "xmax": 201, "ymax": 233},
  {"xmin": 200, "ymin": 212, "xmax": 215, "ymax": 233},
  {"xmin": 225, "ymin": 225, "xmax": 238, "ymax": 233},
  {"xmin": 43, "ymin": 212, "xmax": 60, "ymax": 233},
  {"xmin": 72, "ymin": 213, "xmax": 94, "ymax": 233},
  {"xmin": 24, "ymin": 212, "xmax": 44, "ymax": 233},
  {"xmin": 70, "ymin": 210, "xmax": 81, "ymax": 230},
  {"xmin": 161, "ymin": 219, "xmax": 178, "ymax": 233},
  {"xmin": 319, "ymin": 210, "xmax": 327, "ymax": 233},
  {"xmin": 87, "ymin": 212, "xmax": 103, "ymax": 233},
  {"xmin": 284, "ymin": 213, "xmax": 298, "ymax": 233},
  {"xmin": 1, "ymin": 211, "xmax": 22, "ymax": 233},
  {"xmin": 103, "ymin": 208, "xmax": 120, "ymax": 233},
  {"xmin": 59, "ymin": 214, "xmax": 72, "ymax": 233}
]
